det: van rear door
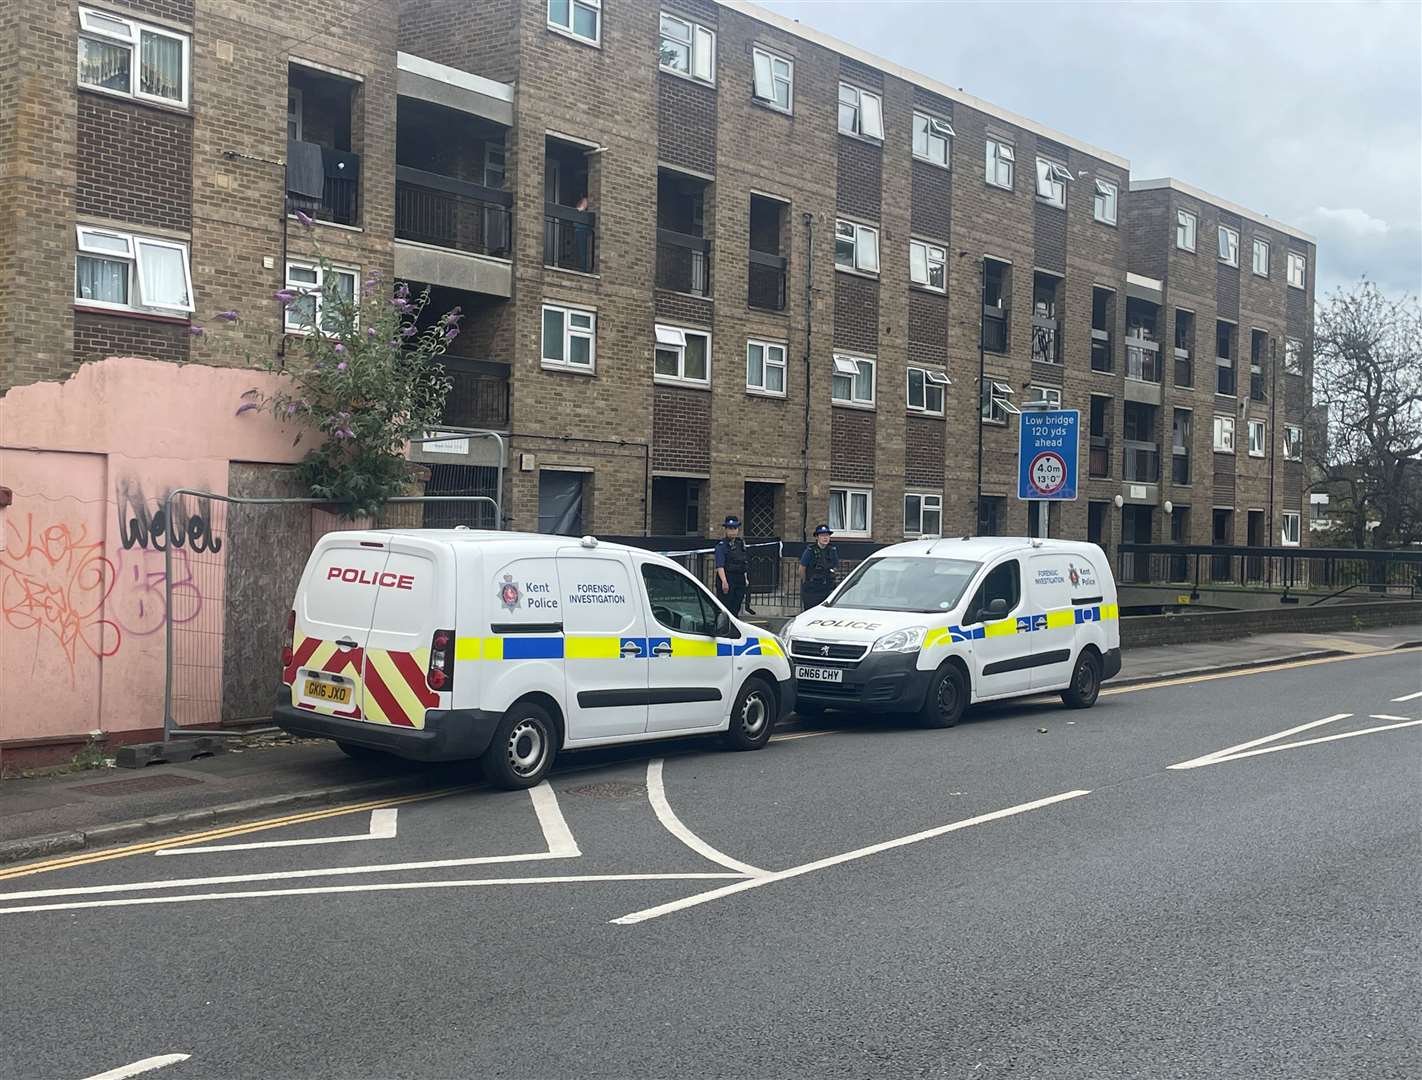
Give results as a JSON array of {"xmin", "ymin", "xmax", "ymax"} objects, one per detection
[
  {"xmin": 288, "ymin": 537, "xmax": 389, "ymax": 721},
  {"xmin": 362, "ymin": 536, "xmax": 453, "ymax": 730}
]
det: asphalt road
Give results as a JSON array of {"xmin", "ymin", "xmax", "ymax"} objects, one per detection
[{"xmin": 1, "ymin": 649, "xmax": 1419, "ymax": 1080}]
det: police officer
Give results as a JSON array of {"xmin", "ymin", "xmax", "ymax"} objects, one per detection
[
  {"xmin": 714, "ymin": 515, "xmax": 751, "ymax": 617},
  {"xmin": 799, "ymin": 524, "xmax": 840, "ymax": 610}
]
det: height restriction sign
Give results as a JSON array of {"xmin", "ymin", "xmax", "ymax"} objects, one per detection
[{"xmin": 1017, "ymin": 409, "xmax": 1080, "ymax": 501}]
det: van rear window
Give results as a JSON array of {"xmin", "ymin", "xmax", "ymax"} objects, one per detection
[{"xmin": 304, "ymin": 546, "xmax": 389, "ymax": 629}]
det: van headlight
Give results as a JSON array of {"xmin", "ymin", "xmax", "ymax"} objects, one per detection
[{"xmin": 871, "ymin": 627, "xmax": 926, "ymax": 653}]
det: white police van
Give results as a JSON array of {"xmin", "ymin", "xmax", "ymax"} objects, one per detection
[
  {"xmin": 273, "ymin": 530, "xmax": 793, "ymax": 788},
  {"xmin": 784, "ymin": 537, "xmax": 1121, "ymax": 726}
]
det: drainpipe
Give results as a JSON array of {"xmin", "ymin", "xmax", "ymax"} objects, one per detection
[{"xmin": 800, "ymin": 212, "xmax": 815, "ymax": 544}]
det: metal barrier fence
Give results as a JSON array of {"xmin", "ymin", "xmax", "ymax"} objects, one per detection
[
  {"xmin": 662, "ymin": 548, "xmax": 869, "ymax": 617},
  {"xmin": 1116, "ymin": 543, "xmax": 1422, "ymax": 600},
  {"xmin": 162, "ymin": 492, "xmax": 497, "ymax": 739}
]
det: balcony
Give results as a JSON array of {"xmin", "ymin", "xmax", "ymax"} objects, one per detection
[
  {"xmin": 1171, "ymin": 450, "xmax": 1191, "ymax": 485},
  {"xmin": 1122, "ymin": 440, "xmax": 1160, "ymax": 483},
  {"xmin": 317, "ymin": 166, "xmax": 359, "ymax": 227},
  {"xmin": 1091, "ymin": 329, "xmax": 1112, "ymax": 372},
  {"xmin": 656, "ymin": 228, "xmax": 712, "ymax": 296},
  {"xmin": 1089, "ymin": 434, "xmax": 1112, "ymax": 479},
  {"xmin": 396, "ymin": 167, "xmax": 510, "ymax": 257},
  {"xmin": 440, "ymin": 359, "xmax": 510, "ymax": 430},
  {"xmin": 748, "ymin": 248, "xmax": 787, "ymax": 311},
  {"xmin": 1125, "ymin": 333, "xmax": 1161, "ymax": 382},
  {"xmin": 982, "ymin": 306, "xmax": 1008, "ymax": 353},
  {"xmin": 1031, "ymin": 314, "xmax": 1060, "ymax": 364},
  {"xmin": 544, "ymin": 204, "xmax": 596, "ymax": 273},
  {"xmin": 1174, "ymin": 346, "xmax": 1193, "ymax": 387}
]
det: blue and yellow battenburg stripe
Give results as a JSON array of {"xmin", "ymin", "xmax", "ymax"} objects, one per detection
[
  {"xmin": 923, "ymin": 603, "xmax": 1118, "ymax": 649},
  {"xmin": 454, "ymin": 634, "xmax": 784, "ymax": 662}
]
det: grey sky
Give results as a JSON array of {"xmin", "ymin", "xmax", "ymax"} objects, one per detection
[{"xmin": 758, "ymin": 0, "xmax": 1422, "ymax": 300}]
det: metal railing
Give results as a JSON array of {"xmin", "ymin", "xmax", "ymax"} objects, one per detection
[
  {"xmin": 395, "ymin": 166, "xmax": 511, "ymax": 257},
  {"xmin": 1116, "ymin": 542, "xmax": 1422, "ymax": 597},
  {"xmin": 318, "ymin": 172, "xmax": 359, "ymax": 227},
  {"xmin": 656, "ymin": 228, "xmax": 711, "ymax": 295},
  {"xmin": 748, "ymin": 248, "xmax": 787, "ymax": 310},
  {"xmin": 982, "ymin": 307, "xmax": 1008, "ymax": 352},
  {"xmin": 1091, "ymin": 329, "xmax": 1112, "ymax": 372},
  {"xmin": 544, "ymin": 204, "xmax": 596, "ymax": 272},
  {"xmin": 441, "ymin": 365, "xmax": 510, "ymax": 429},
  {"xmin": 1031, "ymin": 315, "xmax": 1060, "ymax": 364},
  {"xmin": 1125, "ymin": 335, "xmax": 1160, "ymax": 382},
  {"xmin": 1122, "ymin": 441, "xmax": 1160, "ymax": 483}
]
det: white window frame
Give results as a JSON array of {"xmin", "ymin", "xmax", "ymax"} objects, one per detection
[
  {"xmin": 1035, "ymin": 158, "xmax": 1071, "ymax": 208},
  {"xmin": 653, "ymin": 324, "xmax": 710, "ymax": 386},
  {"xmin": 1281, "ymin": 510, "xmax": 1301, "ymax": 547},
  {"xmin": 77, "ymin": 7, "xmax": 190, "ymax": 109},
  {"xmin": 985, "ymin": 138, "xmax": 1015, "ymax": 190},
  {"xmin": 287, "ymin": 87, "xmax": 303, "ymax": 142},
  {"xmin": 909, "ymin": 239, "xmax": 946, "ymax": 292},
  {"xmin": 541, "ymin": 302, "xmax": 597, "ymax": 372},
  {"xmin": 1212, "ymin": 414, "xmax": 1236, "ymax": 453},
  {"xmin": 483, "ymin": 142, "xmax": 506, "ymax": 189},
  {"xmin": 837, "ymin": 82, "xmax": 883, "ymax": 140},
  {"xmin": 1252, "ymin": 237, "xmax": 1270, "ymax": 277},
  {"xmin": 658, "ymin": 12, "xmax": 714, "ymax": 84},
  {"xmin": 912, "ymin": 111, "xmax": 953, "ymax": 168},
  {"xmin": 1287, "ymin": 251, "xmax": 1307, "ymax": 290},
  {"xmin": 832, "ymin": 354, "xmax": 875, "ymax": 407},
  {"xmin": 907, "ymin": 366, "xmax": 949, "ymax": 416},
  {"xmin": 1176, "ymin": 209, "xmax": 1197, "ymax": 252},
  {"xmin": 904, "ymin": 492, "xmax": 943, "ymax": 538},
  {"xmin": 834, "ymin": 219, "xmax": 880, "ymax": 275},
  {"xmin": 1093, "ymin": 178, "xmax": 1118, "ymax": 225},
  {"xmin": 1283, "ymin": 424, "xmax": 1302, "ymax": 461},
  {"xmin": 745, "ymin": 338, "xmax": 787, "ymax": 397},
  {"xmin": 1247, "ymin": 418, "xmax": 1266, "ymax": 457},
  {"xmin": 1284, "ymin": 337, "xmax": 1303, "ymax": 375},
  {"xmin": 547, "ymin": 0, "xmax": 601, "ymax": 46},
  {"xmin": 283, "ymin": 261, "xmax": 357, "ymax": 334},
  {"xmin": 75, "ymin": 225, "xmax": 194, "ymax": 315},
  {"xmin": 829, "ymin": 487, "xmax": 872, "ymax": 537},
  {"xmin": 1028, "ymin": 385, "xmax": 1063, "ymax": 410},
  {"xmin": 1218, "ymin": 224, "xmax": 1239, "ymax": 267},
  {"xmin": 751, "ymin": 47, "xmax": 793, "ymax": 113},
  {"xmin": 981, "ymin": 379, "xmax": 1021, "ymax": 425}
]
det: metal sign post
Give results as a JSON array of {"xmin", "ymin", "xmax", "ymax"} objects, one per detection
[{"xmin": 1017, "ymin": 409, "xmax": 1080, "ymax": 537}]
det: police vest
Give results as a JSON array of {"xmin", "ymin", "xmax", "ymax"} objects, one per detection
[
  {"xmin": 723, "ymin": 540, "xmax": 749, "ymax": 576},
  {"xmin": 806, "ymin": 546, "xmax": 837, "ymax": 584}
]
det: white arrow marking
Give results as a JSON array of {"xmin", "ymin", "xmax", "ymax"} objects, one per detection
[
  {"xmin": 1390, "ymin": 690, "xmax": 1422, "ymax": 703},
  {"xmin": 1169, "ymin": 713, "xmax": 1422, "ymax": 770},
  {"xmin": 155, "ymin": 809, "xmax": 398, "ymax": 855},
  {"xmin": 81, "ymin": 1054, "xmax": 190, "ymax": 1080},
  {"xmin": 1167, "ymin": 714, "xmax": 1351, "ymax": 770}
]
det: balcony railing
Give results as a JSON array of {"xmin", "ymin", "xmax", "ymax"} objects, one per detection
[
  {"xmin": 544, "ymin": 203, "xmax": 596, "ymax": 273},
  {"xmin": 1171, "ymin": 450, "xmax": 1191, "ymax": 485},
  {"xmin": 1174, "ymin": 346, "xmax": 1193, "ymax": 387},
  {"xmin": 1089, "ymin": 434, "xmax": 1111, "ymax": 479},
  {"xmin": 1216, "ymin": 358, "xmax": 1236, "ymax": 396},
  {"xmin": 1031, "ymin": 314, "xmax": 1060, "ymax": 364},
  {"xmin": 440, "ymin": 362, "xmax": 511, "ymax": 430},
  {"xmin": 395, "ymin": 166, "xmax": 511, "ymax": 257},
  {"xmin": 982, "ymin": 306, "xmax": 1008, "ymax": 352},
  {"xmin": 1091, "ymin": 328, "xmax": 1112, "ymax": 372},
  {"xmin": 748, "ymin": 248, "xmax": 787, "ymax": 311},
  {"xmin": 656, "ymin": 228, "xmax": 712, "ymax": 295},
  {"xmin": 1125, "ymin": 333, "xmax": 1160, "ymax": 382},
  {"xmin": 318, "ymin": 171, "xmax": 359, "ymax": 228},
  {"xmin": 1122, "ymin": 440, "xmax": 1160, "ymax": 483}
]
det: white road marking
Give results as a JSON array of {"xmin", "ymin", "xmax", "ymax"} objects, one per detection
[
  {"xmin": 80, "ymin": 1055, "xmax": 190, "ymax": 1080},
  {"xmin": 612, "ymin": 789, "xmax": 1091, "ymax": 926},
  {"xmin": 531, "ymin": 779, "xmax": 580, "ymax": 857},
  {"xmin": 156, "ymin": 809, "xmax": 398, "ymax": 855},
  {"xmin": 1369, "ymin": 714, "xmax": 1412, "ymax": 722},
  {"xmin": 1167, "ymin": 714, "xmax": 1351, "ymax": 770},
  {"xmin": 645, "ymin": 759, "xmax": 769, "ymax": 878},
  {"xmin": 0, "ymin": 874, "xmax": 747, "ymax": 916},
  {"xmin": 770, "ymin": 730, "xmax": 834, "ymax": 742},
  {"xmin": 1391, "ymin": 690, "xmax": 1422, "ymax": 703},
  {"xmin": 1178, "ymin": 720, "xmax": 1422, "ymax": 767}
]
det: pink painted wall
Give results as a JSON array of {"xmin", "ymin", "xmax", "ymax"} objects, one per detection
[{"xmin": 0, "ymin": 358, "xmax": 303, "ymax": 752}]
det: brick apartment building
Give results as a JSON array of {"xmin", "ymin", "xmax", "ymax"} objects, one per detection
[{"xmin": 0, "ymin": 0, "xmax": 1317, "ymax": 554}]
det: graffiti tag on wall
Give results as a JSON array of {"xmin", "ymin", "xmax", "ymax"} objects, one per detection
[{"xmin": 116, "ymin": 481, "xmax": 223, "ymax": 553}]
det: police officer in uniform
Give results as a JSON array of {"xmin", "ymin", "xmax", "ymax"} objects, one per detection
[
  {"xmin": 714, "ymin": 515, "xmax": 751, "ymax": 617},
  {"xmin": 799, "ymin": 524, "xmax": 840, "ymax": 610}
]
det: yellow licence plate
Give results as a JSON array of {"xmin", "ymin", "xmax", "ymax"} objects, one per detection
[{"xmin": 304, "ymin": 678, "xmax": 352, "ymax": 705}]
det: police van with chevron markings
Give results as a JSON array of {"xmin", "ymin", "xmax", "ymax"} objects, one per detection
[
  {"xmin": 274, "ymin": 530, "xmax": 793, "ymax": 788},
  {"xmin": 784, "ymin": 537, "xmax": 1121, "ymax": 727}
]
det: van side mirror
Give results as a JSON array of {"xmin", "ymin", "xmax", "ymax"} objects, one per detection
[
  {"xmin": 984, "ymin": 597, "xmax": 1009, "ymax": 619},
  {"xmin": 715, "ymin": 610, "xmax": 738, "ymax": 639}
]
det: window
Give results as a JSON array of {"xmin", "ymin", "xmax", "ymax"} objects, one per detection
[
  {"xmin": 1172, "ymin": 408, "xmax": 1193, "ymax": 485},
  {"xmin": 1281, "ymin": 511, "xmax": 1301, "ymax": 547},
  {"xmin": 654, "ymin": 325, "xmax": 710, "ymax": 385},
  {"xmin": 980, "ymin": 379, "xmax": 1020, "ymax": 425},
  {"xmin": 1252, "ymin": 237, "xmax": 1270, "ymax": 277},
  {"xmin": 1216, "ymin": 320, "xmax": 1236, "ymax": 396},
  {"xmin": 287, "ymin": 89, "xmax": 302, "ymax": 141},
  {"xmin": 642, "ymin": 564, "xmax": 720, "ymax": 636},
  {"xmin": 837, "ymin": 83, "xmax": 883, "ymax": 140},
  {"xmin": 77, "ymin": 7, "xmax": 189, "ymax": 108},
  {"xmin": 829, "ymin": 488, "xmax": 871, "ymax": 536},
  {"xmin": 968, "ymin": 559, "xmax": 1021, "ymax": 622},
  {"xmin": 75, "ymin": 226, "xmax": 193, "ymax": 315},
  {"xmin": 659, "ymin": 13, "xmax": 714, "ymax": 83},
  {"xmin": 547, "ymin": 0, "xmax": 600, "ymax": 45},
  {"xmin": 1212, "ymin": 415, "xmax": 1235, "ymax": 453},
  {"xmin": 1217, "ymin": 225, "xmax": 1239, "ymax": 267},
  {"xmin": 909, "ymin": 239, "xmax": 946, "ymax": 291},
  {"xmin": 1287, "ymin": 251, "xmax": 1307, "ymax": 289},
  {"xmin": 834, "ymin": 219, "xmax": 879, "ymax": 274},
  {"xmin": 978, "ymin": 496, "xmax": 1002, "ymax": 536},
  {"xmin": 983, "ymin": 258, "xmax": 1010, "ymax": 352},
  {"xmin": 541, "ymin": 303, "xmax": 596, "ymax": 371},
  {"xmin": 1093, "ymin": 178, "xmax": 1118, "ymax": 225},
  {"xmin": 283, "ymin": 261, "xmax": 356, "ymax": 333},
  {"xmin": 1174, "ymin": 309, "xmax": 1195, "ymax": 386},
  {"xmin": 904, "ymin": 493, "xmax": 943, "ymax": 537},
  {"xmin": 907, "ymin": 366, "xmax": 949, "ymax": 415},
  {"xmin": 483, "ymin": 143, "xmax": 506, "ymax": 189},
  {"xmin": 1035, "ymin": 158, "xmax": 1071, "ymax": 208},
  {"xmin": 1284, "ymin": 337, "xmax": 1303, "ymax": 375},
  {"xmin": 1028, "ymin": 385, "xmax": 1062, "ymax": 410},
  {"xmin": 985, "ymin": 138, "xmax": 1015, "ymax": 189},
  {"xmin": 832, "ymin": 354, "xmax": 875, "ymax": 406},
  {"xmin": 752, "ymin": 47, "xmax": 793, "ymax": 112},
  {"xmin": 1091, "ymin": 287, "xmax": 1114, "ymax": 372},
  {"xmin": 1284, "ymin": 424, "xmax": 1302, "ymax": 461},
  {"xmin": 912, "ymin": 111, "xmax": 953, "ymax": 167},
  {"xmin": 1248, "ymin": 419, "xmax": 1266, "ymax": 457},
  {"xmin": 1176, "ymin": 209, "xmax": 1197, "ymax": 252},
  {"xmin": 746, "ymin": 339, "xmax": 787, "ymax": 396}
]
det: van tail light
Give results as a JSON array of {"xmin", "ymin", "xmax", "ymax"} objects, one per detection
[
  {"xmin": 281, "ymin": 609, "xmax": 296, "ymax": 667},
  {"xmin": 427, "ymin": 629, "xmax": 454, "ymax": 692}
]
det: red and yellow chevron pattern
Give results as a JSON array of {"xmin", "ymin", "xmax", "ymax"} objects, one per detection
[{"xmin": 283, "ymin": 632, "xmax": 438, "ymax": 729}]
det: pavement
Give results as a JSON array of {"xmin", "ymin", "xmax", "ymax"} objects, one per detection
[
  {"xmin": 0, "ymin": 640, "xmax": 1418, "ymax": 1078},
  {"xmin": 2, "ymin": 624, "xmax": 1418, "ymax": 864}
]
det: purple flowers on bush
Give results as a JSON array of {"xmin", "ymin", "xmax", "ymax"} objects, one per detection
[{"xmin": 216, "ymin": 310, "xmax": 239, "ymax": 321}]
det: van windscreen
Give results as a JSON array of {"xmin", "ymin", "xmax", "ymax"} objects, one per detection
[{"xmin": 827, "ymin": 558, "xmax": 980, "ymax": 613}]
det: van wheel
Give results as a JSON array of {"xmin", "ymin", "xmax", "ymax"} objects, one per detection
[
  {"xmin": 1061, "ymin": 651, "xmax": 1101, "ymax": 709},
  {"xmin": 336, "ymin": 741, "xmax": 385, "ymax": 761},
  {"xmin": 918, "ymin": 664, "xmax": 967, "ymax": 729},
  {"xmin": 481, "ymin": 702, "xmax": 557, "ymax": 789},
  {"xmin": 723, "ymin": 678, "xmax": 777, "ymax": 751}
]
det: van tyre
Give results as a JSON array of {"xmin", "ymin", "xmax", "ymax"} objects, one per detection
[
  {"xmin": 918, "ymin": 664, "xmax": 967, "ymax": 729},
  {"xmin": 481, "ymin": 702, "xmax": 557, "ymax": 789},
  {"xmin": 724, "ymin": 678, "xmax": 777, "ymax": 751},
  {"xmin": 1061, "ymin": 650, "xmax": 1101, "ymax": 709}
]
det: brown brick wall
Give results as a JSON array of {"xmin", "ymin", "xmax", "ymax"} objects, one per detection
[
  {"xmin": 76, "ymin": 95, "xmax": 193, "ymax": 232},
  {"xmin": 910, "ymin": 159, "xmax": 950, "ymax": 240},
  {"xmin": 123, "ymin": 0, "xmax": 196, "ymax": 25},
  {"xmin": 832, "ymin": 273, "xmax": 878, "ymax": 353},
  {"xmin": 398, "ymin": 0, "xmax": 518, "ymax": 82},
  {"xmin": 655, "ymin": 291, "xmax": 713, "ymax": 327},
  {"xmin": 652, "ymin": 384, "xmax": 711, "ymax": 472},
  {"xmin": 830, "ymin": 407, "xmax": 875, "ymax": 482},
  {"xmin": 907, "ymin": 289, "xmax": 947, "ymax": 365},
  {"xmin": 904, "ymin": 414, "xmax": 944, "ymax": 485},
  {"xmin": 657, "ymin": 74, "xmax": 717, "ymax": 176},
  {"xmin": 73, "ymin": 311, "xmax": 190, "ymax": 366},
  {"xmin": 835, "ymin": 135, "xmax": 881, "ymax": 221}
]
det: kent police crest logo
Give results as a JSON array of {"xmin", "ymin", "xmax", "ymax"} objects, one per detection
[
  {"xmin": 1068, "ymin": 562, "xmax": 1080, "ymax": 588},
  {"xmin": 498, "ymin": 574, "xmax": 521, "ymax": 612}
]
